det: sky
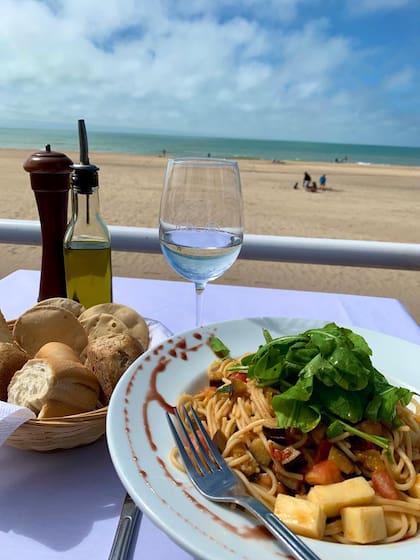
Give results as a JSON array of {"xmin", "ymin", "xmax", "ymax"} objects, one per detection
[{"xmin": 0, "ymin": 0, "xmax": 419, "ymax": 147}]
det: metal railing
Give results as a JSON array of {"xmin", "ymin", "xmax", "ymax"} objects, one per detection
[{"xmin": 1, "ymin": 218, "xmax": 420, "ymax": 271}]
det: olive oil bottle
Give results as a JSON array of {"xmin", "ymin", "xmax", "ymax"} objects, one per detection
[{"xmin": 63, "ymin": 120, "xmax": 112, "ymax": 308}]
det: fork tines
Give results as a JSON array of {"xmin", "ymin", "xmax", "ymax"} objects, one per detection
[{"xmin": 166, "ymin": 406, "xmax": 223, "ymax": 477}]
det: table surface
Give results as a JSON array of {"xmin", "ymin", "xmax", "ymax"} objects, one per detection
[{"xmin": 1, "ymin": 269, "xmax": 420, "ymax": 560}]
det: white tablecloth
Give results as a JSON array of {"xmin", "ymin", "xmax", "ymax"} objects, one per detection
[{"xmin": 1, "ymin": 269, "xmax": 419, "ymax": 560}]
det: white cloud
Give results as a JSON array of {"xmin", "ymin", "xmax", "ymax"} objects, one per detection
[
  {"xmin": 164, "ymin": 0, "xmax": 304, "ymax": 23},
  {"xmin": 0, "ymin": 0, "xmax": 418, "ymax": 146},
  {"xmin": 383, "ymin": 67, "xmax": 414, "ymax": 90}
]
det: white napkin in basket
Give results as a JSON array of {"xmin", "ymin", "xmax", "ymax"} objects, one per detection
[{"xmin": 0, "ymin": 400, "xmax": 36, "ymax": 446}]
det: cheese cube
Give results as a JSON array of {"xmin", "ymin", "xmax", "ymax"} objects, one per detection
[
  {"xmin": 307, "ymin": 476, "xmax": 374, "ymax": 517},
  {"xmin": 342, "ymin": 506, "xmax": 387, "ymax": 544},
  {"xmin": 408, "ymin": 473, "xmax": 420, "ymax": 498},
  {"xmin": 274, "ymin": 493, "xmax": 326, "ymax": 539},
  {"xmin": 384, "ymin": 512, "xmax": 404, "ymax": 537}
]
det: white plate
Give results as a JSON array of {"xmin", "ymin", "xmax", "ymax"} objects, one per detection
[{"xmin": 107, "ymin": 317, "xmax": 420, "ymax": 560}]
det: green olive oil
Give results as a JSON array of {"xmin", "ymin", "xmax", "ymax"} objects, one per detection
[{"xmin": 64, "ymin": 243, "xmax": 112, "ymax": 308}]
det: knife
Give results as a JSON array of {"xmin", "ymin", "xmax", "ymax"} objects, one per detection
[{"xmin": 108, "ymin": 492, "xmax": 142, "ymax": 560}]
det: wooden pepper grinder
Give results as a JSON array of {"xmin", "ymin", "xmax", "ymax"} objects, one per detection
[{"xmin": 23, "ymin": 145, "xmax": 73, "ymax": 301}]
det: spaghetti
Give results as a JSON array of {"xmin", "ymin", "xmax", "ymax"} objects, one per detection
[{"xmin": 171, "ymin": 351, "xmax": 420, "ymax": 545}]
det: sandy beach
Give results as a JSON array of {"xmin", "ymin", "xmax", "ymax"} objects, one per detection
[{"xmin": 1, "ymin": 148, "xmax": 420, "ymax": 323}]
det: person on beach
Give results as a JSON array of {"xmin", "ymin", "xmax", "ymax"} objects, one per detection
[
  {"xmin": 319, "ymin": 174, "xmax": 326, "ymax": 190},
  {"xmin": 303, "ymin": 171, "xmax": 311, "ymax": 189}
]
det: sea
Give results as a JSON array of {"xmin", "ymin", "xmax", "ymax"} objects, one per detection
[{"xmin": 0, "ymin": 126, "xmax": 419, "ymax": 167}]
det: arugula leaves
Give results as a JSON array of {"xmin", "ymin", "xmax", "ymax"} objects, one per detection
[
  {"xmin": 210, "ymin": 336, "xmax": 230, "ymax": 359},
  {"xmin": 211, "ymin": 323, "xmax": 415, "ymax": 450}
]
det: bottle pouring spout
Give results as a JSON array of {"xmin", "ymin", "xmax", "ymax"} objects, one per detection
[
  {"xmin": 71, "ymin": 119, "xmax": 100, "ymax": 225},
  {"xmin": 78, "ymin": 119, "xmax": 90, "ymax": 165},
  {"xmin": 63, "ymin": 119, "xmax": 113, "ymax": 308}
]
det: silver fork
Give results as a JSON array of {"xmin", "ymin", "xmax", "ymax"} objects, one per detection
[{"xmin": 167, "ymin": 406, "xmax": 322, "ymax": 560}]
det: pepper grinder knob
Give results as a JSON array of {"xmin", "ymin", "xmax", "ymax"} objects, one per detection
[{"xmin": 23, "ymin": 145, "xmax": 73, "ymax": 301}]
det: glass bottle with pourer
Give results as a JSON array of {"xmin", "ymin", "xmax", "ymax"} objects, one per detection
[{"xmin": 63, "ymin": 119, "xmax": 112, "ymax": 308}]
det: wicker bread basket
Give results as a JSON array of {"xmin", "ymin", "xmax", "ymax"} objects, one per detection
[
  {"xmin": 6, "ymin": 407, "xmax": 107, "ymax": 451},
  {"xmin": 5, "ymin": 320, "xmax": 107, "ymax": 452}
]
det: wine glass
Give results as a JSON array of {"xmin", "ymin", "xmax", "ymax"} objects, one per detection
[{"xmin": 159, "ymin": 157, "xmax": 244, "ymax": 326}]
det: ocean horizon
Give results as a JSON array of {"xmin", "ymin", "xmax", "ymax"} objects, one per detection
[{"xmin": 0, "ymin": 126, "xmax": 419, "ymax": 167}]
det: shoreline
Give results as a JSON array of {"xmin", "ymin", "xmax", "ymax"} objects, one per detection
[
  {"xmin": 2, "ymin": 121, "xmax": 420, "ymax": 168},
  {"xmin": 1, "ymin": 146, "xmax": 419, "ymax": 170},
  {"xmin": 1, "ymin": 148, "xmax": 420, "ymax": 324}
]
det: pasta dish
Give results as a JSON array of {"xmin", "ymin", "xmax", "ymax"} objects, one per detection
[{"xmin": 171, "ymin": 323, "xmax": 420, "ymax": 545}]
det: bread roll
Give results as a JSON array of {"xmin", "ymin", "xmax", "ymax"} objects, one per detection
[
  {"xmin": 0, "ymin": 342, "xmax": 28, "ymax": 401},
  {"xmin": 7, "ymin": 342, "xmax": 100, "ymax": 418},
  {"xmin": 79, "ymin": 303, "xmax": 149, "ymax": 349},
  {"xmin": 35, "ymin": 341, "xmax": 81, "ymax": 363},
  {"xmin": 0, "ymin": 310, "xmax": 13, "ymax": 344},
  {"xmin": 32, "ymin": 297, "xmax": 85, "ymax": 318},
  {"xmin": 13, "ymin": 306, "xmax": 88, "ymax": 357},
  {"xmin": 85, "ymin": 333, "xmax": 144, "ymax": 404},
  {"xmin": 80, "ymin": 312, "xmax": 129, "ymax": 341}
]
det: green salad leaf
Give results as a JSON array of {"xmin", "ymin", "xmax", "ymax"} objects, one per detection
[
  {"xmin": 274, "ymin": 399, "xmax": 321, "ymax": 433},
  {"xmin": 210, "ymin": 336, "xmax": 230, "ymax": 359},
  {"xmin": 326, "ymin": 419, "xmax": 390, "ymax": 451},
  {"xmin": 211, "ymin": 323, "xmax": 415, "ymax": 450}
]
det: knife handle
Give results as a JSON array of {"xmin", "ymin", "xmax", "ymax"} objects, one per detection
[{"xmin": 108, "ymin": 493, "xmax": 142, "ymax": 560}]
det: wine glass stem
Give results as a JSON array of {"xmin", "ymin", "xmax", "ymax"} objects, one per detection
[{"xmin": 195, "ymin": 282, "xmax": 206, "ymax": 327}]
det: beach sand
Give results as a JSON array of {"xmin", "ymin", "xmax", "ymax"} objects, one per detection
[{"xmin": 1, "ymin": 148, "xmax": 420, "ymax": 323}]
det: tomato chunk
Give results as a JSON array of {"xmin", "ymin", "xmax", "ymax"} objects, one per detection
[
  {"xmin": 371, "ymin": 468, "xmax": 399, "ymax": 500},
  {"xmin": 229, "ymin": 371, "xmax": 248, "ymax": 383},
  {"xmin": 190, "ymin": 429, "xmax": 210, "ymax": 455},
  {"xmin": 312, "ymin": 439, "xmax": 332, "ymax": 464},
  {"xmin": 305, "ymin": 459, "xmax": 343, "ymax": 485}
]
